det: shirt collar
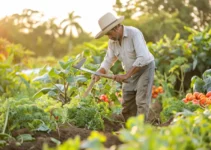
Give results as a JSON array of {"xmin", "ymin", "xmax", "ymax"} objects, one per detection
[
  {"xmin": 123, "ymin": 25, "xmax": 128, "ymax": 38},
  {"xmin": 110, "ymin": 25, "xmax": 128, "ymax": 43}
]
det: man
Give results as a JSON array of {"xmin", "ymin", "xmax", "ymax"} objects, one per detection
[{"xmin": 93, "ymin": 12, "xmax": 155, "ymax": 122}]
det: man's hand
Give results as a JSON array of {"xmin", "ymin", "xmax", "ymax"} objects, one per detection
[
  {"xmin": 113, "ymin": 66, "xmax": 141, "ymax": 83},
  {"xmin": 92, "ymin": 74, "xmax": 101, "ymax": 82},
  {"xmin": 92, "ymin": 68, "xmax": 107, "ymax": 82},
  {"xmin": 113, "ymin": 74, "xmax": 129, "ymax": 83},
  {"xmin": 113, "ymin": 66, "xmax": 142, "ymax": 83}
]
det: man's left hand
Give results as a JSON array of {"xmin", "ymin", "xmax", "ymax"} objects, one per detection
[{"xmin": 113, "ymin": 74, "xmax": 129, "ymax": 83}]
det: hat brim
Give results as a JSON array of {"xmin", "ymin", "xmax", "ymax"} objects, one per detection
[{"xmin": 95, "ymin": 16, "xmax": 124, "ymax": 39}]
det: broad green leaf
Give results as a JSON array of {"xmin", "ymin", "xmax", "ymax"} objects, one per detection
[
  {"xmin": 39, "ymin": 65, "xmax": 49, "ymax": 74},
  {"xmin": 59, "ymin": 58, "xmax": 75, "ymax": 70},
  {"xmin": 74, "ymin": 75, "xmax": 87, "ymax": 82},
  {"xmin": 36, "ymin": 124, "xmax": 51, "ymax": 132},
  {"xmin": 203, "ymin": 78, "xmax": 211, "ymax": 92},
  {"xmin": 16, "ymin": 134, "xmax": 35, "ymax": 142},
  {"xmin": 92, "ymin": 56, "xmax": 102, "ymax": 64},
  {"xmin": 18, "ymin": 75, "xmax": 30, "ymax": 89},
  {"xmin": 50, "ymin": 137, "xmax": 61, "ymax": 145},
  {"xmin": 192, "ymin": 57, "xmax": 198, "ymax": 70},
  {"xmin": 68, "ymin": 87, "xmax": 77, "ymax": 97},
  {"xmin": 181, "ymin": 64, "xmax": 190, "ymax": 72},
  {"xmin": 169, "ymin": 65, "xmax": 179, "ymax": 73},
  {"xmin": 48, "ymin": 91, "xmax": 57, "ymax": 97},
  {"xmin": 59, "ymin": 61, "xmax": 69, "ymax": 70},
  {"xmin": 54, "ymin": 84, "xmax": 64, "ymax": 92},
  {"xmin": 202, "ymin": 69, "xmax": 211, "ymax": 80},
  {"xmin": 32, "ymin": 73, "xmax": 51, "ymax": 83},
  {"xmin": 58, "ymin": 70, "xmax": 69, "ymax": 77},
  {"xmin": 192, "ymin": 78, "xmax": 205, "ymax": 93},
  {"xmin": 173, "ymin": 33, "xmax": 180, "ymax": 41},
  {"xmin": 33, "ymin": 91, "xmax": 44, "ymax": 99},
  {"xmin": 194, "ymin": 35, "xmax": 203, "ymax": 44},
  {"xmin": 33, "ymin": 88, "xmax": 55, "ymax": 99},
  {"xmin": 66, "ymin": 76, "xmax": 74, "ymax": 83},
  {"xmin": 48, "ymin": 68, "xmax": 59, "ymax": 78},
  {"xmin": 191, "ymin": 76, "xmax": 199, "ymax": 88},
  {"xmin": 184, "ymin": 26, "xmax": 198, "ymax": 34},
  {"xmin": 67, "ymin": 57, "xmax": 75, "ymax": 63}
]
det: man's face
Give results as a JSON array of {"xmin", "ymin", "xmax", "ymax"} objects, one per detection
[{"xmin": 105, "ymin": 27, "xmax": 120, "ymax": 41}]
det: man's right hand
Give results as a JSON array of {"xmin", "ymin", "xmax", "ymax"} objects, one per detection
[
  {"xmin": 92, "ymin": 68, "xmax": 107, "ymax": 82},
  {"xmin": 92, "ymin": 74, "xmax": 100, "ymax": 82}
]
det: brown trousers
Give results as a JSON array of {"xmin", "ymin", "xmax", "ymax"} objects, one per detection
[{"xmin": 121, "ymin": 61, "xmax": 155, "ymax": 121}]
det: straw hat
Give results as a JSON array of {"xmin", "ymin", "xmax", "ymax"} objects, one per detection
[{"xmin": 95, "ymin": 12, "xmax": 124, "ymax": 39}]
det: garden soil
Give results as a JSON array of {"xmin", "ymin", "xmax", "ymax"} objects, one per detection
[
  {"xmin": 0, "ymin": 117, "xmax": 123, "ymax": 150},
  {"xmin": 0, "ymin": 100, "xmax": 169, "ymax": 150}
]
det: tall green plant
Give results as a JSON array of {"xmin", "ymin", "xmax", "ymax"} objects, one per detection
[
  {"xmin": 168, "ymin": 57, "xmax": 191, "ymax": 96},
  {"xmin": 32, "ymin": 57, "xmax": 87, "ymax": 105}
]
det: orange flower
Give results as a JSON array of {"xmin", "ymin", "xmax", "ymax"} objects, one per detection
[
  {"xmin": 186, "ymin": 93, "xmax": 194, "ymax": 101},
  {"xmin": 192, "ymin": 99, "xmax": 199, "ymax": 105},
  {"xmin": 206, "ymin": 91, "xmax": 211, "ymax": 97},
  {"xmin": 182, "ymin": 98, "xmax": 188, "ymax": 103},
  {"xmin": 198, "ymin": 93, "xmax": 206, "ymax": 100},
  {"xmin": 200, "ymin": 97, "xmax": 207, "ymax": 105},
  {"xmin": 157, "ymin": 86, "xmax": 164, "ymax": 93},
  {"xmin": 193, "ymin": 92, "xmax": 200, "ymax": 99}
]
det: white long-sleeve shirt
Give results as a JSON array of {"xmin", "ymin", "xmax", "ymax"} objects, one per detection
[
  {"xmin": 100, "ymin": 25, "xmax": 154, "ymax": 72},
  {"xmin": 100, "ymin": 26, "xmax": 155, "ymax": 91}
]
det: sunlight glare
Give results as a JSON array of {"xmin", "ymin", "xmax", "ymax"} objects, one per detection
[{"xmin": 0, "ymin": 0, "xmax": 116, "ymax": 36}]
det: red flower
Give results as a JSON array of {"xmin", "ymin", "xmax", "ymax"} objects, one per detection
[{"xmin": 100, "ymin": 94, "xmax": 109, "ymax": 103}]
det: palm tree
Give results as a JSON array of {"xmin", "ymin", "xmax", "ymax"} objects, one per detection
[
  {"xmin": 60, "ymin": 11, "xmax": 83, "ymax": 38},
  {"xmin": 60, "ymin": 11, "xmax": 83, "ymax": 50},
  {"xmin": 12, "ymin": 9, "xmax": 43, "ymax": 33}
]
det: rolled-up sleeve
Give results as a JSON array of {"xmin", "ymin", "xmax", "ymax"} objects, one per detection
[
  {"xmin": 132, "ymin": 32, "xmax": 154, "ymax": 67},
  {"xmin": 100, "ymin": 47, "xmax": 117, "ymax": 72}
]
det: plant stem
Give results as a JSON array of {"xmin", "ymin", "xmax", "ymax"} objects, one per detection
[{"xmin": 2, "ymin": 99, "xmax": 10, "ymax": 134}]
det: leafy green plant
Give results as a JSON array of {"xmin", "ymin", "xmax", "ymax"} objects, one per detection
[
  {"xmin": 160, "ymin": 97, "xmax": 199, "ymax": 122},
  {"xmin": 191, "ymin": 69, "xmax": 211, "ymax": 93},
  {"xmin": 0, "ymin": 98, "xmax": 54, "ymax": 132},
  {"xmin": 32, "ymin": 57, "xmax": 87, "ymax": 105},
  {"xmin": 66, "ymin": 97, "xmax": 111, "ymax": 130},
  {"xmin": 168, "ymin": 57, "xmax": 191, "ymax": 96}
]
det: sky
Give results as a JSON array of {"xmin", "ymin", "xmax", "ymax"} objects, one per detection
[{"xmin": 0, "ymin": 0, "xmax": 117, "ymax": 36}]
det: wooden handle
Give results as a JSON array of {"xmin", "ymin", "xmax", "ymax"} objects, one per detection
[
  {"xmin": 83, "ymin": 79, "xmax": 95, "ymax": 97},
  {"xmin": 97, "ymin": 73, "xmax": 114, "ymax": 79},
  {"xmin": 97, "ymin": 73, "xmax": 129, "ymax": 83}
]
